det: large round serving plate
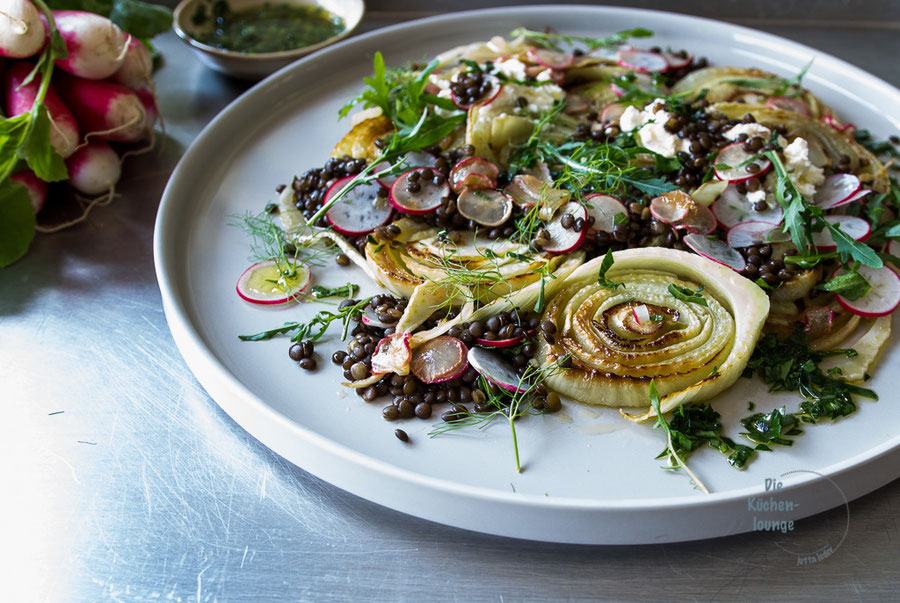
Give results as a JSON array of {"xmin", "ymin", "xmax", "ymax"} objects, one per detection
[{"xmin": 154, "ymin": 5, "xmax": 900, "ymax": 544}]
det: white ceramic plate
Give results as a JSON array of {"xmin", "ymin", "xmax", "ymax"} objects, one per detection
[{"xmin": 154, "ymin": 6, "xmax": 900, "ymax": 544}]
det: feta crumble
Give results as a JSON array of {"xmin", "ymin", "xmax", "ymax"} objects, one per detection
[
  {"xmin": 783, "ymin": 137, "xmax": 825, "ymax": 199},
  {"xmin": 723, "ymin": 123, "xmax": 772, "ymax": 141},
  {"xmin": 618, "ymin": 99, "xmax": 692, "ymax": 158}
]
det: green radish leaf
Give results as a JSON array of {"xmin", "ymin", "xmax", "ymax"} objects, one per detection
[
  {"xmin": 109, "ymin": 0, "xmax": 173, "ymax": 40},
  {"xmin": 0, "ymin": 179, "xmax": 37, "ymax": 268},
  {"xmin": 20, "ymin": 105, "xmax": 68, "ymax": 182},
  {"xmin": 0, "ymin": 115, "xmax": 31, "ymax": 181}
]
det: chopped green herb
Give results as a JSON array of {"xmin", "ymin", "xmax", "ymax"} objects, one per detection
[
  {"xmin": 668, "ymin": 283, "xmax": 707, "ymax": 306},
  {"xmin": 596, "ymin": 250, "xmax": 625, "ymax": 290}
]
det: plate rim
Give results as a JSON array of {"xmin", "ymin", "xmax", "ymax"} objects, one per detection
[{"xmin": 154, "ymin": 4, "xmax": 900, "ymax": 542}]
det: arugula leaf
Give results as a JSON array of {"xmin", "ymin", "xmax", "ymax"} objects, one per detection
[
  {"xmin": 827, "ymin": 221, "xmax": 882, "ymax": 268},
  {"xmin": 819, "ymin": 270, "xmax": 871, "ymax": 301},
  {"xmin": 0, "ymin": 180, "xmax": 37, "ymax": 268},
  {"xmin": 596, "ymin": 249, "xmax": 624, "ymax": 290},
  {"xmin": 668, "ymin": 283, "xmax": 707, "ymax": 306}
]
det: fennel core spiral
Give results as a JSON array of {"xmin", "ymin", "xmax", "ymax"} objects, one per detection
[{"xmin": 536, "ymin": 248, "xmax": 770, "ymax": 421}]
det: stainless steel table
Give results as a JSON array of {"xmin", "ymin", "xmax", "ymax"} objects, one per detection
[{"xmin": 5, "ymin": 4, "xmax": 900, "ymax": 600}]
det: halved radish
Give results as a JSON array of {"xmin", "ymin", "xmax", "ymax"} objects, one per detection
[
  {"xmin": 813, "ymin": 173, "xmax": 861, "ymax": 209},
  {"xmin": 714, "ymin": 142, "xmax": 772, "ymax": 183},
  {"xmin": 812, "ymin": 215, "xmax": 871, "ymax": 250},
  {"xmin": 409, "ymin": 336, "xmax": 469, "ymax": 383},
  {"xmin": 543, "ymin": 201, "xmax": 587, "ymax": 253},
  {"xmin": 600, "ymin": 102, "xmax": 625, "ymax": 123},
  {"xmin": 662, "ymin": 51, "xmax": 693, "ymax": 69},
  {"xmin": 457, "ymin": 188, "xmax": 513, "ymax": 226},
  {"xmin": 361, "ymin": 308, "xmax": 396, "ymax": 329},
  {"xmin": 726, "ymin": 221, "xmax": 777, "ymax": 249},
  {"xmin": 583, "ymin": 193, "xmax": 627, "ymax": 233},
  {"xmin": 765, "ymin": 96, "xmax": 810, "ymax": 116},
  {"xmin": 650, "ymin": 190, "xmax": 716, "ymax": 235},
  {"xmin": 236, "ymin": 260, "xmax": 310, "ymax": 305},
  {"xmin": 323, "ymin": 176, "xmax": 392, "ymax": 236},
  {"xmin": 833, "ymin": 265, "xmax": 900, "ymax": 317},
  {"xmin": 467, "ymin": 347, "xmax": 527, "ymax": 393},
  {"xmin": 451, "ymin": 74, "xmax": 502, "ymax": 110},
  {"xmin": 449, "ymin": 157, "xmax": 499, "ymax": 193},
  {"xmin": 711, "ymin": 183, "xmax": 784, "ymax": 228},
  {"xmin": 616, "ymin": 49, "xmax": 668, "ymax": 72},
  {"xmin": 527, "ymin": 47, "xmax": 574, "ymax": 69},
  {"xmin": 370, "ymin": 333, "xmax": 412, "ymax": 375},
  {"xmin": 683, "ymin": 233, "xmax": 747, "ymax": 272},
  {"xmin": 390, "ymin": 168, "xmax": 450, "ymax": 215}
]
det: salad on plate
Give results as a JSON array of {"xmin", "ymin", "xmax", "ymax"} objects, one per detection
[{"xmin": 234, "ymin": 28, "xmax": 900, "ymax": 486}]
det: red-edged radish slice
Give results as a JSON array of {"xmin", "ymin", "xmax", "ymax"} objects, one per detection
[
  {"xmin": 765, "ymin": 95, "xmax": 810, "ymax": 116},
  {"xmin": 236, "ymin": 260, "xmax": 310, "ymax": 305},
  {"xmin": 504, "ymin": 174, "xmax": 543, "ymax": 209},
  {"xmin": 821, "ymin": 114, "xmax": 855, "ymax": 133},
  {"xmin": 726, "ymin": 221, "xmax": 777, "ymax": 249},
  {"xmin": 600, "ymin": 102, "xmax": 625, "ymax": 123},
  {"xmin": 521, "ymin": 160, "xmax": 551, "ymax": 182},
  {"xmin": 370, "ymin": 160, "xmax": 397, "ymax": 186},
  {"xmin": 361, "ymin": 308, "xmax": 396, "ymax": 329},
  {"xmin": 835, "ymin": 188, "xmax": 872, "ymax": 207},
  {"xmin": 683, "ymin": 233, "xmax": 747, "ymax": 272},
  {"xmin": 632, "ymin": 304, "xmax": 651, "ymax": 325},
  {"xmin": 474, "ymin": 330, "xmax": 533, "ymax": 349},
  {"xmin": 390, "ymin": 168, "xmax": 450, "ymax": 215},
  {"xmin": 370, "ymin": 333, "xmax": 412, "ymax": 375},
  {"xmin": 548, "ymin": 69, "xmax": 566, "ymax": 86},
  {"xmin": 813, "ymin": 173, "xmax": 861, "ymax": 209},
  {"xmin": 526, "ymin": 47, "xmax": 574, "ymax": 69},
  {"xmin": 616, "ymin": 49, "xmax": 668, "ymax": 72},
  {"xmin": 812, "ymin": 215, "xmax": 871, "ymax": 250},
  {"xmin": 610, "ymin": 72, "xmax": 655, "ymax": 97},
  {"xmin": 409, "ymin": 336, "xmax": 469, "ymax": 383},
  {"xmin": 324, "ymin": 176, "xmax": 392, "ymax": 236},
  {"xmin": 450, "ymin": 74, "xmax": 502, "ymax": 110},
  {"xmin": 583, "ymin": 193, "xmax": 627, "ymax": 233},
  {"xmin": 650, "ymin": 190, "xmax": 716, "ymax": 235},
  {"xmin": 543, "ymin": 201, "xmax": 587, "ymax": 253},
  {"xmin": 401, "ymin": 151, "xmax": 441, "ymax": 169},
  {"xmin": 714, "ymin": 142, "xmax": 771, "ymax": 183},
  {"xmin": 661, "ymin": 51, "xmax": 693, "ymax": 69},
  {"xmin": 449, "ymin": 157, "xmax": 499, "ymax": 193},
  {"xmin": 466, "ymin": 347, "xmax": 527, "ymax": 393},
  {"xmin": 711, "ymin": 183, "xmax": 783, "ymax": 228},
  {"xmin": 833, "ymin": 265, "xmax": 900, "ymax": 317},
  {"xmin": 802, "ymin": 306, "xmax": 835, "ymax": 339},
  {"xmin": 456, "ymin": 189, "xmax": 514, "ymax": 226}
]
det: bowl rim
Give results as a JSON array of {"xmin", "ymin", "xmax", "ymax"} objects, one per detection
[{"xmin": 172, "ymin": 0, "xmax": 365, "ymax": 61}]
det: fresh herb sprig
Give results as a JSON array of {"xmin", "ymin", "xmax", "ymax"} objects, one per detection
[
  {"xmin": 430, "ymin": 355, "xmax": 571, "ymax": 472},
  {"xmin": 510, "ymin": 27, "xmax": 654, "ymax": 52},
  {"xmin": 649, "ymin": 380, "xmax": 710, "ymax": 493},
  {"xmin": 310, "ymin": 283, "xmax": 359, "ymax": 299},
  {"xmin": 654, "ymin": 402, "xmax": 756, "ymax": 470},
  {"xmin": 668, "ymin": 283, "xmax": 707, "ymax": 306},
  {"xmin": 596, "ymin": 249, "xmax": 624, "ymax": 290},
  {"xmin": 238, "ymin": 297, "xmax": 370, "ymax": 343}
]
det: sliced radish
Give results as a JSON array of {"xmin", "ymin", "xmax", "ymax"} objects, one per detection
[
  {"xmin": 521, "ymin": 160, "xmax": 551, "ymax": 182},
  {"xmin": 600, "ymin": 102, "xmax": 625, "ymax": 123},
  {"xmin": 451, "ymin": 74, "xmax": 502, "ymax": 110},
  {"xmin": 650, "ymin": 190, "xmax": 716, "ymax": 235},
  {"xmin": 466, "ymin": 347, "xmax": 527, "ymax": 393},
  {"xmin": 662, "ymin": 51, "xmax": 693, "ymax": 69},
  {"xmin": 370, "ymin": 333, "xmax": 412, "ymax": 375},
  {"xmin": 765, "ymin": 96, "xmax": 810, "ymax": 116},
  {"xmin": 370, "ymin": 161, "xmax": 397, "ymax": 187},
  {"xmin": 390, "ymin": 168, "xmax": 450, "ymax": 215},
  {"xmin": 821, "ymin": 114, "xmax": 855, "ymax": 133},
  {"xmin": 236, "ymin": 260, "xmax": 310, "ymax": 305},
  {"xmin": 833, "ymin": 265, "xmax": 900, "ymax": 317},
  {"xmin": 834, "ymin": 188, "xmax": 872, "ymax": 207},
  {"xmin": 323, "ymin": 177, "xmax": 392, "ymax": 236},
  {"xmin": 726, "ymin": 221, "xmax": 778, "ymax": 249},
  {"xmin": 813, "ymin": 173, "xmax": 861, "ymax": 209},
  {"xmin": 683, "ymin": 233, "xmax": 747, "ymax": 272},
  {"xmin": 542, "ymin": 201, "xmax": 587, "ymax": 253},
  {"xmin": 714, "ymin": 142, "xmax": 772, "ymax": 183},
  {"xmin": 401, "ymin": 151, "xmax": 440, "ymax": 169},
  {"xmin": 802, "ymin": 306, "xmax": 834, "ymax": 339},
  {"xmin": 474, "ymin": 330, "xmax": 532, "ymax": 348},
  {"xmin": 616, "ymin": 49, "xmax": 668, "ymax": 73},
  {"xmin": 456, "ymin": 188, "xmax": 513, "ymax": 226},
  {"xmin": 633, "ymin": 304, "xmax": 651, "ymax": 325},
  {"xmin": 361, "ymin": 308, "xmax": 396, "ymax": 329},
  {"xmin": 504, "ymin": 174, "xmax": 543, "ymax": 209},
  {"xmin": 711, "ymin": 183, "xmax": 783, "ymax": 228},
  {"xmin": 527, "ymin": 47, "xmax": 574, "ymax": 69},
  {"xmin": 583, "ymin": 193, "xmax": 627, "ymax": 233},
  {"xmin": 449, "ymin": 157, "xmax": 499, "ymax": 193},
  {"xmin": 409, "ymin": 336, "xmax": 469, "ymax": 384},
  {"xmin": 813, "ymin": 215, "xmax": 871, "ymax": 250}
]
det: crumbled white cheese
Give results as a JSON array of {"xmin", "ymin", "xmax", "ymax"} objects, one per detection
[
  {"xmin": 535, "ymin": 69, "xmax": 553, "ymax": 82},
  {"xmin": 746, "ymin": 189, "xmax": 767, "ymax": 204},
  {"xmin": 495, "ymin": 57, "xmax": 528, "ymax": 81},
  {"xmin": 618, "ymin": 99, "xmax": 691, "ymax": 157},
  {"xmin": 723, "ymin": 122, "xmax": 772, "ymax": 141},
  {"xmin": 783, "ymin": 137, "xmax": 825, "ymax": 198}
]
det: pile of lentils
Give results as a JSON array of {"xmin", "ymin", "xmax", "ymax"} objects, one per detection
[
  {"xmin": 734, "ymin": 244, "xmax": 799, "ymax": 285},
  {"xmin": 449, "ymin": 70, "xmax": 493, "ymax": 107}
]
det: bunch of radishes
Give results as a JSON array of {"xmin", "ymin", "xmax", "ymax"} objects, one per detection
[{"xmin": 2, "ymin": 0, "xmax": 159, "ymax": 213}]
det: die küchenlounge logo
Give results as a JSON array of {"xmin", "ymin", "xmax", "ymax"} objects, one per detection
[{"xmin": 747, "ymin": 469, "xmax": 849, "ymax": 565}]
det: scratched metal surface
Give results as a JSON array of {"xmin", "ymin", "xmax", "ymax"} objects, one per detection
[{"xmin": 3, "ymin": 8, "xmax": 900, "ymax": 601}]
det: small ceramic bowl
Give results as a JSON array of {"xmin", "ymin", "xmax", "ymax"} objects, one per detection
[{"xmin": 173, "ymin": 0, "xmax": 365, "ymax": 80}]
